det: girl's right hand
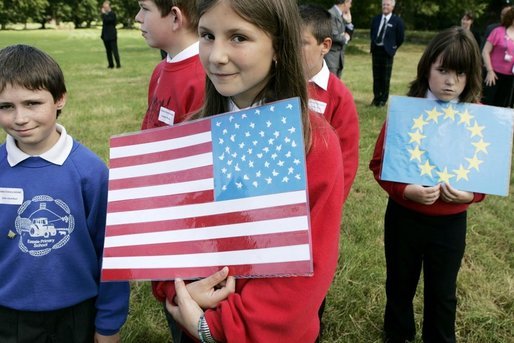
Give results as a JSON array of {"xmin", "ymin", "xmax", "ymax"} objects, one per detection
[
  {"xmin": 183, "ymin": 267, "xmax": 236, "ymax": 309},
  {"xmin": 404, "ymin": 184, "xmax": 440, "ymax": 205},
  {"xmin": 485, "ymin": 70, "xmax": 497, "ymax": 86}
]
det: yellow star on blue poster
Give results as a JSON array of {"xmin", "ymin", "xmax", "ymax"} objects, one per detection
[{"xmin": 381, "ymin": 96, "xmax": 514, "ymax": 196}]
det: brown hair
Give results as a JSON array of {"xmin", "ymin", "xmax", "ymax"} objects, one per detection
[
  {"xmin": 0, "ymin": 44, "xmax": 66, "ymax": 116},
  {"xmin": 500, "ymin": 6, "xmax": 514, "ymax": 28},
  {"xmin": 194, "ymin": 0, "xmax": 311, "ymax": 150},
  {"xmin": 407, "ymin": 26, "xmax": 482, "ymax": 103},
  {"xmin": 152, "ymin": 0, "xmax": 200, "ymax": 30}
]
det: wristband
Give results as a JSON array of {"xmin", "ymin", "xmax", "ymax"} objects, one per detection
[{"xmin": 198, "ymin": 314, "xmax": 216, "ymax": 343}]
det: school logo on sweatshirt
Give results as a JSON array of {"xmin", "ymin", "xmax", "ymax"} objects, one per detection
[{"xmin": 15, "ymin": 195, "xmax": 75, "ymax": 257}]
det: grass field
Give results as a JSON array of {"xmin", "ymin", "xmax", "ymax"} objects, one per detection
[{"xmin": 0, "ymin": 28, "xmax": 512, "ymax": 343}]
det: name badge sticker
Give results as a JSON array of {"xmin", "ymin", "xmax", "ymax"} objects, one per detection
[
  {"xmin": 158, "ymin": 106, "xmax": 176, "ymax": 126},
  {"xmin": 0, "ymin": 187, "xmax": 24, "ymax": 205}
]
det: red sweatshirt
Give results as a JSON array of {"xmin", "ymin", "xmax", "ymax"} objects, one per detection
[
  {"xmin": 308, "ymin": 71, "xmax": 359, "ymax": 201},
  {"xmin": 370, "ymin": 123, "xmax": 485, "ymax": 215},
  {"xmin": 153, "ymin": 113, "xmax": 345, "ymax": 342},
  {"xmin": 141, "ymin": 55, "xmax": 205, "ymax": 130}
]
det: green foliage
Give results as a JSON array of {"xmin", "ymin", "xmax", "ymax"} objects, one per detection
[{"xmin": 0, "ymin": 29, "xmax": 512, "ymax": 343}]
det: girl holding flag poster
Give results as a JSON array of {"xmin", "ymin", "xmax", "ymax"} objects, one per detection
[
  {"xmin": 152, "ymin": 0, "xmax": 346, "ymax": 342},
  {"xmin": 369, "ymin": 27, "xmax": 486, "ymax": 343}
]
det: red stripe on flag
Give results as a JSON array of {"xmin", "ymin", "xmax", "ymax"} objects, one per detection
[
  {"xmin": 107, "ymin": 190, "xmax": 214, "ymax": 212},
  {"xmin": 110, "ymin": 119, "xmax": 211, "ymax": 147},
  {"xmin": 105, "ymin": 203, "xmax": 308, "ymax": 236},
  {"xmin": 110, "ymin": 142, "xmax": 212, "ymax": 168},
  {"xmin": 103, "ymin": 230, "xmax": 309, "ymax": 257},
  {"xmin": 101, "ymin": 261, "xmax": 313, "ymax": 281},
  {"xmin": 108, "ymin": 166, "xmax": 213, "ymax": 190}
]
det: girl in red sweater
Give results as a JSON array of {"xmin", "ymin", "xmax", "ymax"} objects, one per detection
[
  {"xmin": 370, "ymin": 27, "xmax": 485, "ymax": 343},
  {"xmin": 153, "ymin": 0, "xmax": 346, "ymax": 342}
]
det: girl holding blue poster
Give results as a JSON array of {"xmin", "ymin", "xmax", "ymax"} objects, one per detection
[
  {"xmin": 370, "ymin": 27, "xmax": 486, "ymax": 343},
  {"xmin": 151, "ymin": 0, "xmax": 346, "ymax": 342}
]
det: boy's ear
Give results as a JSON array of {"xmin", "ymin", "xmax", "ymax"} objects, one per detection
[
  {"xmin": 56, "ymin": 94, "xmax": 67, "ymax": 110},
  {"xmin": 170, "ymin": 6, "xmax": 185, "ymax": 30},
  {"xmin": 321, "ymin": 37, "xmax": 332, "ymax": 56}
]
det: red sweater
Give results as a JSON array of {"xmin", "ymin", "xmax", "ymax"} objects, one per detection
[
  {"xmin": 369, "ymin": 123, "xmax": 485, "ymax": 215},
  {"xmin": 141, "ymin": 55, "xmax": 205, "ymax": 129},
  {"xmin": 308, "ymin": 73, "xmax": 359, "ymax": 201},
  {"xmin": 153, "ymin": 113, "xmax": 345, "ymax": 342}
]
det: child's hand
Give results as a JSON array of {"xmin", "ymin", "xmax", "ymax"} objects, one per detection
[
  {"xmin": 182, "ymin": 266, "xmax": 236, "ymax": 309},
  {"xmin": 440, "ymin": 183, "xmax": 473, "ymax": 204},
  {"xmin": 404, "ymin": 184, "xmax": 440, "ymax": 205},
  {"xmin": 166, "ymin": 279, "xmax": 204, "ymax": 340}
]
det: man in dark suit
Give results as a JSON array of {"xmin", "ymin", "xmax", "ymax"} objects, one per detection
[
  {"xmin": 101, "ymin": 1, "xmax": 121, "ymax": 69},
  {"xmin": 370, "ymin": 0, "xmax": 404, "ymax": 107},
  {"xmin": 326, "ymin": 0, "xmax": 354, "ymax": 78}
]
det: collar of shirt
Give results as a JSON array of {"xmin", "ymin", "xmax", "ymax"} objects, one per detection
[
  {"xmin": 6, "ymin": 123, "xmax": 73, "ymax": 167},
  {"xmin": 309, "ymin": 60, "xmax": 330, "ymax": 91},
  {"xmin": 382, "ymin": 13, "xmax": 392, "ymax": 22},
  {"xmin": 426, "ymin": 90, "xmax": 459, "ymax": 103},
  {"xmin": 228, "ymin": 98, "xmax": 264, "ymax": 112},
  {"xmin": 167, "ymin": 41, "xmax": 200, "ymax": 63}
]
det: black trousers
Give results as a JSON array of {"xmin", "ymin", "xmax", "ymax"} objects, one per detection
[
  {"xmin": 383, "ymin": 200, "xmax": 466, "ymax": 343},
  {"xmin": 482, "ymin": 72, "xmax": 514, "ymax": 108},
  {"xmin": 371, "ymin": 47, "xmax": 394, "ymax": 105},
  {"xmin": 103, "ymin": 39, "xmax": 121, "ymax": 68},
  {"xmin": 0, "ymin": 298, "xmax": 96, "ymax": 343}
]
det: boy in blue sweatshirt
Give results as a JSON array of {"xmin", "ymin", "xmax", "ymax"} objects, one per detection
[{"xmin": 0, "ymin": 44, "xmax": 129, "ymax": 343}]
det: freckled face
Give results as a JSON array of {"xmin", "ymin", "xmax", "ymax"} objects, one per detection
[
  {"xmin": 0, "ymin": 85, "xmax": 64, "ymax": 155},
  {"xmin": 198, "ymin": 1, "xmax": 276, "ymax": 109},
  {"xmin": 428, "ymin": 56, "xmax": 467, "ymax": 102}
]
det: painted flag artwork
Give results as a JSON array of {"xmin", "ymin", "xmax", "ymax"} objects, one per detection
[
  {"xmin": 101, "ymin": 98, "xmax": 313, "ymax": 281},
  {"xmin": 381, "ymin": 96, "xmax": 514, "ymax": 196}
]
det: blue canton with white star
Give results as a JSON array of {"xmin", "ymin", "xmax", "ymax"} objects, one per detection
[{"xmin": 211, "ymin": 98, "xmax": 307, "ymax": 201}]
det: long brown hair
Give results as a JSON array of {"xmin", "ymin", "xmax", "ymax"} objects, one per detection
[
  {"xmin": 192, "ymin": 0, "xmax": 311, "ymax": 150},
  {"xmin": 407, "ymin": 26, "xmax": 482, "ymax": 103}
]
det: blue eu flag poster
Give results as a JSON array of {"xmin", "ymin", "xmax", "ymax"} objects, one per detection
[{"xmin": 381, "ymin": 96, "xmax": 514, "ymax": 196}]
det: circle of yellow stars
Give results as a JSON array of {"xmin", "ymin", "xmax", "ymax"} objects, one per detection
[{"xmin": 407, "ymin": 104, "xmax": 490, "ymax": 184}]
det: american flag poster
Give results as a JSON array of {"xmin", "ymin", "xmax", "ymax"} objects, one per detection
[
  {"xmin": 381, "ymin": 96, "xmax": 514, "ymax": 196},
  {"xmin": 101, "ymin": 98, "xmax": 313, "ymax": 281}
]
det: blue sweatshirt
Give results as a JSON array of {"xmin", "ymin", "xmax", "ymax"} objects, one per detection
[{"xmin": 0, "ymin": 126, "xmax": 129, "ymax": 335}]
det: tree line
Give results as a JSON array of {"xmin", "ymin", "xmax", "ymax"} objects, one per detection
[{"xmin": 0, "ymin": 0, "xmax": 510, "ymax": 31}]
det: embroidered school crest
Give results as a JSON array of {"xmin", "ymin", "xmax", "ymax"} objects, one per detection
[{"xmin": 15, "ymin": 195, "xmax": 75, "ymax": 257}]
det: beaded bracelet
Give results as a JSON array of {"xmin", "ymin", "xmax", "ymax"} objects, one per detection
[{"xmin": 198, "ymin": 314, "xmax": 216, "ymax": 343}]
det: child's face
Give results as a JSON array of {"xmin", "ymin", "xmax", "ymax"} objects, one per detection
[
  {"xmin": 135, "ymin": 0, "xmax": 174, "ymax": 50},
  {"xmin": 301, "ymin": 26, "xmax": 330, "ymax": 80},
  {"xmin": 428, "ymin": 57, "xmax": 467, "ymax": 102},
  {"xmin": 198, "ymin": 1, "xmax": 276, "ymax": 109},
  {"xmin": 0, "ymin": 84, "xmax": 64, "ymax": 155}
]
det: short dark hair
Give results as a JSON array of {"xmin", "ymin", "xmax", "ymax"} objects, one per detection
[
  {"xmin": 407, "ymin": 26, "xmax": 482, "ymax": 103},
  {"xmin": 152, "ymin": 0, "xmax": 200, "ymax": 30},
  {"xmin": 0, "ymin": 44, "xmax": 66, "ymax": 115},
  {"xmin": 299, "ymin": 4, "xmax": 332, "ymax": 44},
  {"xmin": 501, "ymin": 6, "xmax": 514, "ymax": 27}
]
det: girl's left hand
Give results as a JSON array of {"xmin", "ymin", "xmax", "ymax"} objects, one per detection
[
  {"xmin": 440, "ymin": 183, "xmax": 473, "ymax": 204},
  {"xmin": 166, "ymin": 278, "xmax": 204, "ymax": 340}
]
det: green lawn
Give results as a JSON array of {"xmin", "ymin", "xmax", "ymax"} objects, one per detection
[{"xmin": 0, "ymin": 28, "xmax": 512, "ymax": 343}]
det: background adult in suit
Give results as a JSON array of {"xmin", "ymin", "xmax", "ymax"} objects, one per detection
[
  {"xmin": 370, "ymin": 0, "xmax": 404, "ymax": 107},
  {"xmin": 326, "ymin": 0, "xmax": 354, "ymax": 78},
  {"xmin": 101, "ymin": 1, "xmax": 121, "ymax": 69}
]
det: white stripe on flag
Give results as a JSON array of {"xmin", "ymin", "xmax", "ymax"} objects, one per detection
[
  {"xmin": 109, "ymin": 153, "xmax": 213, "ymax": 180},
  {"xmin": 101, "ymin": 244, "xmax": 311, "ymax": 269},
  {"xmin": 110, "ymin": 132, "xmax": 212, "ymax": 159},
  {"xmin": 108, "ymin": 178, "xmax": 214, "ymax": 202},
  {"xmin": 106, "ymin": 190, "xmax": 307, "ymax": 226},
  {"xmin": 104, "ymin": 216, "xmax": 309, "ymax": 247}
]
